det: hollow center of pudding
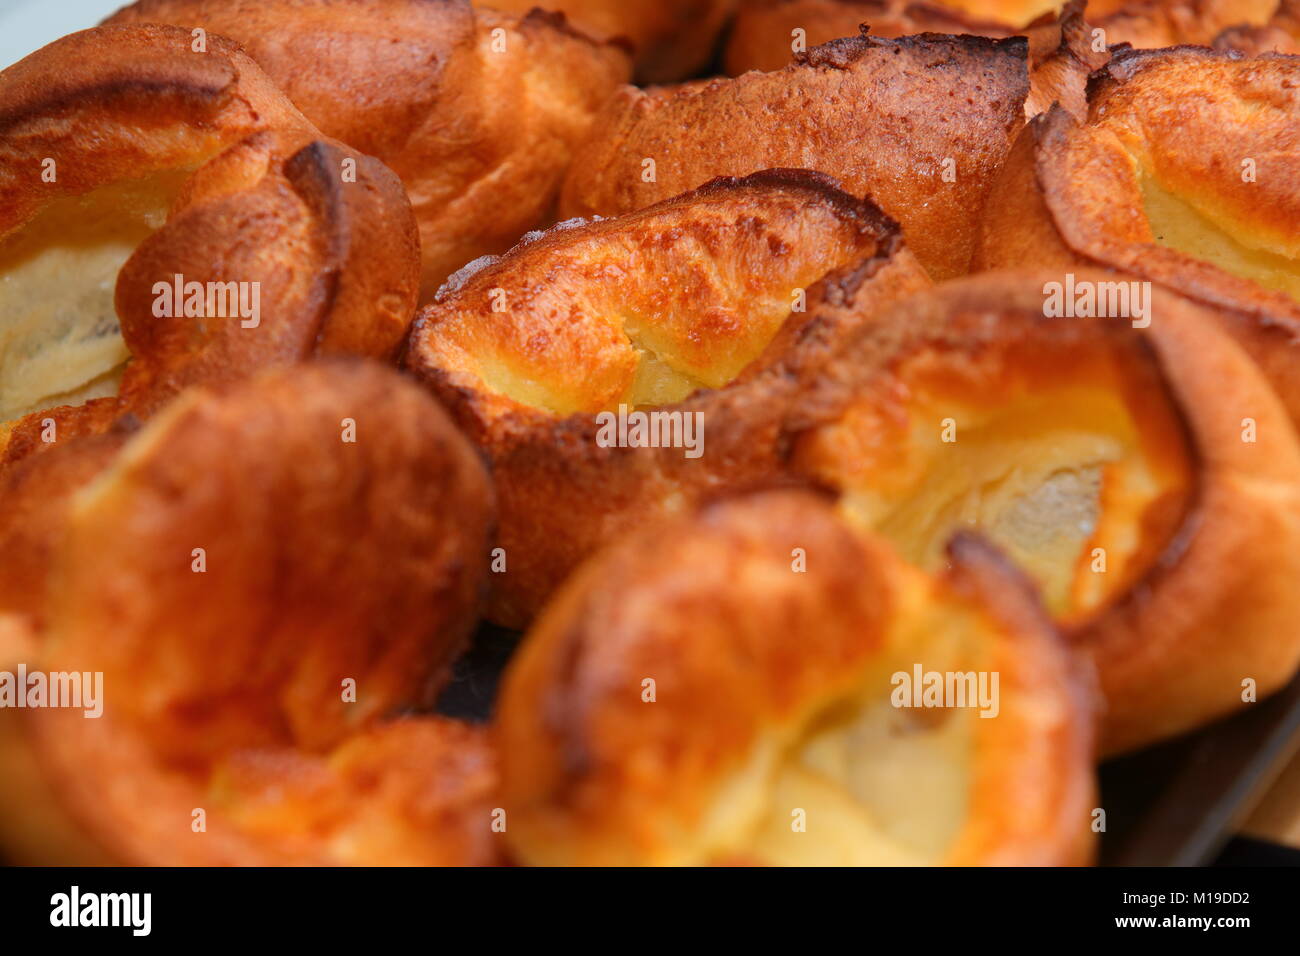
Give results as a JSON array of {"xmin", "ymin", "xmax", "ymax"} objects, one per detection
[
  {"xmin": 799, "ymin": 360, "xmax": 1193, "ymax": 620},
  {"xmin": 0, "ymin": 171, "xmax": 188, "ymax": 422},
  {"xmin": 1141, "ymin": 176, "xmax": 1300, "ymax": 302},
  {"xmin": 421, "ymin": 198, "xmax": 875, "ymax": 416},
  {"xmin": 741, "ymin": 594, "xmax": 986, "ymax": 865}
]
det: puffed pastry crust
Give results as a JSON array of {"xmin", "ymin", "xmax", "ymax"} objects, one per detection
[
  {"xmin": 0, "ymin": 361, "xmax": 498, "ymax": 865},
  {"xmin": 497, "ymin": 491, "xmax": 1096, "ymax": 866},
  {"xmin": 106, "ymin": 0, "xmax": 633, "ymax": 299},
  {"xmin": 784, "ymin": 271, "xmax": 1300, "ymax": 755},
  {"xmin": 0, "ymin": 24, "xmax": 420, "ymax": 469},
  {"xmin": 974, "ymin": 45, "xmax": 1300, "ymax": 428},
  {"xmin": 407, "ymin": 168, "xmax": 930, "ymax": 627}
]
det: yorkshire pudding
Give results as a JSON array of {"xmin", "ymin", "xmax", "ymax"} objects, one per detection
[
  {"xmin": 783, "ymin": 271, "xmax": 1300, "ymax": 755},
  {"xmin": 1095, "ymin": 0, "xmax": 1289, "ymax": 51},
  {"xmin": 1215, "ymin": 0, "xmax": 1300, "ymax": 54},
  {"xmin": 107, "ymin": 0, "xmax": 632, "ymax": 300},
  {"xmin": 938, "ymin": 0, "xmax": 1285, "ymax": 43},
  {"xmin": 406, "ymin": 169, "xmax": 930, "ymax": 626},
  {"xmin": 723, "ymin": 0, "xmax": 1296, "ymax": 82},
  {"xmin": 723, "ymin": 0, "xmax": 1027, "ymax": 74},
  {"xmin": 496, "ymin": 491, "xmax": 1095, "ymax": 866},
  {"xmin": 0, "ymin": 24, "xmax": 419, "ymax": 469},
  {"xmin": 974, "ymin": 47, "xmax": 1300, "ymax": 426},
  {"xmin": 725, "ymin": 1, "xmax": 1109, "ymax": 119},
  {"xmin": 558, "ymin": 30, "xmax": 1029, "ymax": 279},
  {"xmin": 483, "ymin": 0, "xmax": 737, "ymax": 83},
  {"xmin": 0, "ymin": 361, "xmax": 497, "ymax": 864}
]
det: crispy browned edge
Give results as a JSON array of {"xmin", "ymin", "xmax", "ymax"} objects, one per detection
[
  {"xmin": 487, "ymin": 0, "xmax": 734, "ymax": 83},
  {"xmin": 723, "ymin": 0, "xmax": 1019, "ymax": 74},
  {"xmin": 405, "ymin": 167, "xmax": 930, "ymax": 627},
  {"xmin": 974, "ymin": 44, "xmax": 1300, "ymax": 429},
  {"xmin": 723, "ymin": 0, "xmax": 1107, "ymax": 119}
]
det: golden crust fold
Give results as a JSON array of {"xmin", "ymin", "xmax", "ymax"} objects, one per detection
[
  {"xmin": 484, "ymin": 0, "xmax": 737, "ymax": 83},
  {"xmin": 974, "ymin": 47, "xmax": 1300, "ymax": 427},
  {"xmin": 106, "ymin": 0, "xmax": 634, "ymax": 299}
]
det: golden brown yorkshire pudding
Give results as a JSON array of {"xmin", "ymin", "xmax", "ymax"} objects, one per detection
[
  {"xmin": 483, "ymin": 0, "xmax": 737, "ymax": 83},
  {"xmin": 406, "ymin": 169, "xmax": 930, "ymax": 627},
  {"xmin": 1093, "ymin": 0, "xmax": 1286, "ymax": 51},
  {"xmin": 723, "ymin": 0, "xmax": 1295, "ymax": 84},
  {"xmin": 106, "ymin": 1, "xmax": 631, "ymax": 301},
  {"xmin": 724, "ymin": 0, "xmax": 1014, "ymax": 75},
  {"xmin": 783, "ymin": 271, "xmax": 1300, "ymax": 755},
  {"xmin": 974, "ymin": 48, "xmax": 1300, "ymax": 426},
  {"xmin": 496, "ymin": 491, "xmax": 1096, "ymax": 866},
  {"xmin": 0, "ymin": 24, "xmax": 419, "ymax": 469},
  {"xmin": 1214, "ymin": 0, "xmax": 1300, "ymax": 54},
  {"xmin": 723, "ymin": 1, "xmax": 1108, "ymax": 119},
  {"xmin": 558, "ymin": 30, "xmax": 1029, "ymax": 280},
  {"xmin": 0, "ymin": 361, "xmax": 498, "ymax": 865},
  {"xmin": 939, "ymin": 0, "xmax": 1282, "ymax": 31}
]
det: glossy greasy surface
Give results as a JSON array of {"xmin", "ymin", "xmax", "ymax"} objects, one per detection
[
  {"xmin": 413, "ymin": 172, "xmax": 894, "ymax": 418},
  {"xmin": 405, "ymin": 169, "xmax": 930, "ymax": 628}
]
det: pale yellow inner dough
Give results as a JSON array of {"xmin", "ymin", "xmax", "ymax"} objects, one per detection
[
  {"xmin": 831, "ymin": 388, "xmax": 1167, "ymax": 617},
  {"xmin": 0, "ymin": 172, "xmax": 188, "ymax": 422},
  {"xmin": 1142, "ymin": 176, "xmax": 1300, "ymax": 303},
  {"xmin": 737, "ymin": 582, "xmax": 983, "ymax": 866}
]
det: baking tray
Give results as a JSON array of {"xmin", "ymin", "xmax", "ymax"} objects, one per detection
[
  {"xmin": 436, "ymin": 622, "xmax": 1300, "ymax": 866},
  {"xmin": 1098, "ymin": 664, "xmax": 1300, "ymax": 865}
]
